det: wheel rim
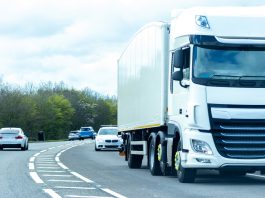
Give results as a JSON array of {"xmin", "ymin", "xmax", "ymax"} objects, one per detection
[
  {"xmin": 175, "ymin": 151, "xmax": 180, "ymax": 171},
  {"xmin": 157, "ymin": 144, "xmax": 162, "ymax": 162}
]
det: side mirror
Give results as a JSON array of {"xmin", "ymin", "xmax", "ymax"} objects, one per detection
[
  {"xmin": 172, "ymin": 70, "xmax": 183, "ymax": 81},
  {"xmin": 172, "ymin": 50, "xmax": 184, "ymax": 68}
]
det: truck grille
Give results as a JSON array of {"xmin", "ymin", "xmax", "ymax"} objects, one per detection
[{"xmin": 209, "ymin": 105, "xmax": 265, "ymax": 159}]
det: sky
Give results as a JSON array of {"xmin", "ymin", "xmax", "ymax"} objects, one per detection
[{"xmin": 0, "ymin": 0, "xmax": 264, "ymax": 96}]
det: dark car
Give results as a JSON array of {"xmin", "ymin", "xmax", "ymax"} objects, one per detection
[{"xmin": 79, "ymin": 127, "xmax": 95, "ymax": 140}]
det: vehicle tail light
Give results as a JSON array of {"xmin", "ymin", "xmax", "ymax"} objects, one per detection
[{"xmin": 15, "ymin": 136, "xmax": 23, "ymax": 139}]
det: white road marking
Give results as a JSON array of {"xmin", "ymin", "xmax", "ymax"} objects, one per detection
[
  {"xmin": 30, "ymin": 172, "xmax": 44, "ymax": 184},
  {"xmin": 38, "ymin": 170, "xmax": 66, "ymax": 173},
  {"xmin": 47, "ymin": 179, "xmax": 83, "ymax": 183},
  {"xmin": 36, "ymin": 164, "xmax": 59, "ymax": 167},
  {"xmin": 42, "ymin": 174, "xmax": 73, "ymax": 177},
  {"xmin": 43, "ymin": 189, "xmax": 62, "ymax": 198},
  {"xmin": 101, "ymin": 189, "xmax": 127, "ymax": 198},
  {"xmin": 58, "ymin": 162, "xmax": 68, "ymax": 169},
  {"xmin": 34, "ymin": 152, "xmax": 40, "ymax": 157},
  {"xmin": 36, "ymin": 162, "xmax": 56, "ymax": 164},
  {"xmin": 54, "ymin": 186, "xmax": 96, "ymax": 190},
  {"xmin": 37, "ymin": 167, "xmax": 61, "ymax": 169},
  {"xmin": 64, "ymin": 195, "xmax": 112, "ymax": 198},
  {"xmin": 40, "ymin": 149, "xmax": 47, "ymax": 153},
  {"xmin": 29, "ymin": 163, "xmax": 35, "ymax": 170},
  {"xmin": 29, "ymin": 157, "xmax": 35, "ymax": 162},
  {"xmin": 70, "ymin": 172, "xmax": 94, "ymax": 183},
  {"xmin": 55, "ymin": 157, "xmax": 60, "ymax": 162}
]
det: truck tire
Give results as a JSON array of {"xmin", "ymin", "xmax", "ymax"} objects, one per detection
[
  {"xmin": 127, "ymin": 134, "xmax": 143, "ymax": 168},
  {"xmin": 175, "ymin": 141, "xmax": 196, "ymax": 183},
  {"xmin": 149, "ymin": 133, "xmax": 162, "ymax": 176},
  {"xmin": 157, "ymin": 132, "xmax": 171, "ymax": 176}
]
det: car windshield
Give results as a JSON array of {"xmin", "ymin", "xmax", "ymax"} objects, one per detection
[
  {"xmin": 193, "ymin": 46, "xmax": 265, "ymax": 79},
  {"xmin": 99, "ymin": 129, "xmax": 118, "ymax": 135},
  {"xmin": 0, "ymin": 129, "xmax": 19, "ymax": 134},
  {"xmin": 81, "ymin": 127, "xmax": 92, "ymax": 131}
]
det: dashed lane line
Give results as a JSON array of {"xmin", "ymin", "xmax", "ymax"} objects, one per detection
[
  {"xmin": 29, "ymin": 141, "xmax": 127, "ymax": 198},
  {"xmin": 101, "ymin": 189, "xmax": 127, "ymax": 198},
  {"xmin": 43, "ymin": 189, "xmax": 62, "ymax": 198}
]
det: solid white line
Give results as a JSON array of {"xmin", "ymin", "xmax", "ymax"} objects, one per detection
[
  {"xmin": 55, "ymin": 157, "xmax": 60, "ymax": 162},
  {"xmin": 34, "ymin": 153, "xmax": 40, "ymax": 157},
  {"xmin": 30, "ymin": 172, "xmax": 44, "ymax": 184},
  {"xmin": 64, "ymin": 195, "xmax": 112, "ymax": 198},
  {"xmin": 101, "ymin": 188, "xmax": 127, "ymax": 198},
  {"xmin": 54, "ymin": 186, "xmax": 96, "ymax": 190},
  {"xmin": 70, "ymin": 172, "xmax": 94, "ymax": 183},
  {"xmin": 43, "ymin": 189, "xmax": 62, "ymax": 198},
  {"xmin": 29, "ymin": 157, "xmax": 35, "ymax": 162},
  {"xmin": 58, "ymin": 162, "xmax": 68, "ymax": 169},
  {"xmin": 29, "ymin": 163, "xmax": 35, "ymax": 170},
  {"xmin": 47, "ymin": 179, "xmax": 83, "ymax": 183}
]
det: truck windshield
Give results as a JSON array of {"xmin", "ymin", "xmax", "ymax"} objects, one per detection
[{"xmin": 192, "ymin": 46, "xmax": 265, "ymax": 86}]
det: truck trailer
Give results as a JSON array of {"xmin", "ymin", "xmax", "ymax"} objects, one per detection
[{"xmin": 117, "ymin": 6, "xmax": 265, "ymax": 183}]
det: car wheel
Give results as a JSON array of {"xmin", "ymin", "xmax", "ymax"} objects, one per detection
[
  {"xmin": 95, "ymin": 144, "xmax": 100, "ymax": 151},
  {"xmin": 21, "ymin": 144, "xmax": 26, "ymax": 151}
]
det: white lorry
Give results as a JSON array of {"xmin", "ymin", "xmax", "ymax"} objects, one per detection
[{"xmin": 118, "ymin": 7, "xmax": 265, "ymax": 183}]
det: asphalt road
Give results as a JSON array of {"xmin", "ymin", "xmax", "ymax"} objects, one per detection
[{"xmin": 2, "ymin": 140, "xmax": 265, "ymax": 198}]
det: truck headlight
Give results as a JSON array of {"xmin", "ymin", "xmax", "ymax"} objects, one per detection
[{"xmin": 191, "ymin": 139, "xmax": 213, "ymax": 155}]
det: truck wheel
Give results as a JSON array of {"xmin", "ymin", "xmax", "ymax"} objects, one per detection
[
  {"xmin": 149, "ymin": 133, "xmax": 162, "ymax": 175},
  {"xmin": 157, "ymin": 134, "xmax": 171, "ymax": 176},
  {"xmin": 127, "ymin": 134, "xmax": 143, "ymax": 168},
  {"xmin": 175, "ymin": 141, "xmax": 196, "ymax": 183}
]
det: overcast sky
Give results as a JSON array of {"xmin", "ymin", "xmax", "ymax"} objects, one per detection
[{"xmin": 0, "ymin": 0, "xmax": 264, "ymax": 96}]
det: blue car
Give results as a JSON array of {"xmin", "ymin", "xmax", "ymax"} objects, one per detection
[{"xmin": 79, "ymin": 127, "xmax": 95, "ymax": 140}]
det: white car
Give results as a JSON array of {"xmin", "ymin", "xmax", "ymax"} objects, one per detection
[
  {"xmin": 95, "ymin": 127, "xmax": 122, "ymax": 151},
  {"xmin": 0, "ymin": 128, "xmax": 29, "ymax": 151}
]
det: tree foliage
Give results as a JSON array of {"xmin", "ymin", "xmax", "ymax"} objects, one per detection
[{"xmin": 0, "ymin": 81, "xmax": 117, "ymax": 140}]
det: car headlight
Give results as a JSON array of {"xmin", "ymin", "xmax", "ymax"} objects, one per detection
[{"xmin": 191, "ymin": 139, "xmax": 213, "ymax": 155}]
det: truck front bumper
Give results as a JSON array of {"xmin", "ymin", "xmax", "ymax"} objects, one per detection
[{"xmin": 181, "ymin": 129, "xmax": 265, "ymax": 170}]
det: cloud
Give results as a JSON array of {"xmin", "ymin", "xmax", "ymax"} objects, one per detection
[{"xmin": 0, "ymin": 0, "xmax": 264, "ymax": 96}]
